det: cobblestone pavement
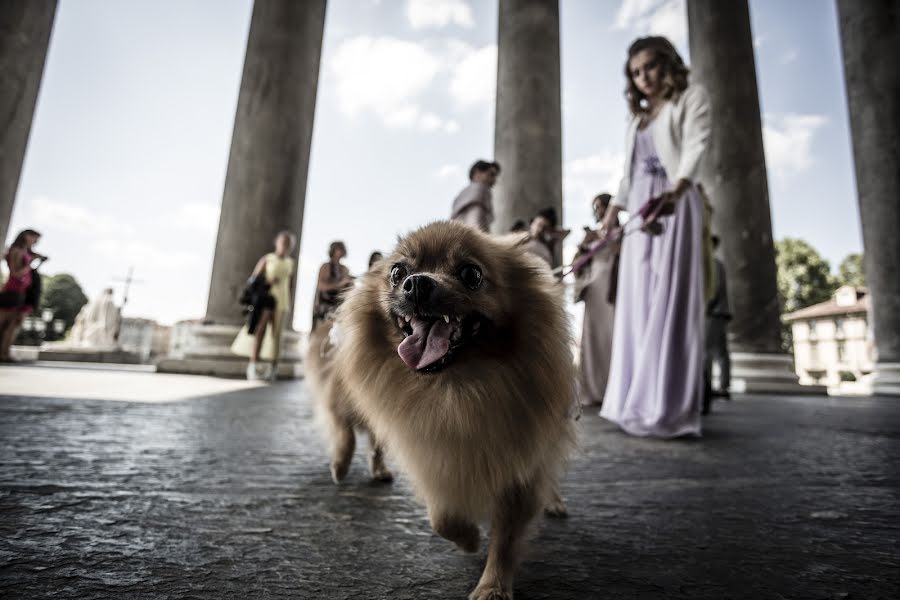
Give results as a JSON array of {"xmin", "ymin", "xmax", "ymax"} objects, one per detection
[{"xmin": 1, "ymin": 369, "xmax": 898, "ymax": 599}]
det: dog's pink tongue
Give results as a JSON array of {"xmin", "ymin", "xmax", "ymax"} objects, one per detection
[{"xmin": 398, "ymin": 317, "xmax": 453, "ymax": 370}]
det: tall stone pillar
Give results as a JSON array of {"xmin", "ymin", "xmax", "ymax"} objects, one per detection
[
  {"xmin": 206, "ymin": 0, "xmax": 326, "ymax": 325},
  {"xmin": 0, "ymin": 1, "xmax": 57, "ymax": 246},
  {"xmin": 493, "ymin": 0, "xmax": 562, "ymax": 262},
  {"xmin": 837, "ymin": 0, "xmax": 900, "ymax": 396},
  {"xmin": 687, "ymin": 0, "xmax": 812, "ymax": 393},
  {"xmin": 159, "ymin": 0, "xmax": 326, "ymax": 378}
]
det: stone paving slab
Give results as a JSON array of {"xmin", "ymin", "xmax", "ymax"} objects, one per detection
[
  {"xmin": 0, "ymin": 368, "xmax": 898, "ymax": 599},
  {"xmin": 0, "ymin": 365, "xmax": 266, "ymax": 402}
]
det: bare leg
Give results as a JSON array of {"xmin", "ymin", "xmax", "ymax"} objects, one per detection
[
  {"xmin": 251, "ymin": 309, "xmax": 273, "ymax": 363},
  {"xmin": 367, "ymin": 431, "xmax": 393, "ymax": 483},
  {"xmin": 268, "ymin": 310, "xmax": 284, "ymax": 381},
  {"xmin": 469, "ymin": 482, "xmax": 542, "ymax": 600},
  {"xmin": 0, "ymin": 314, "xmax": 22, "ymax": 360},
  {"xmin": 0, "ymin": 314, "xmax": 12, "ymax": 359}
]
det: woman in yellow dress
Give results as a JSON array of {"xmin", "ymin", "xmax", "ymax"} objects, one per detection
[{"xmin": 231, "ymin": 231, "xmax": 296, "ymax": 381}]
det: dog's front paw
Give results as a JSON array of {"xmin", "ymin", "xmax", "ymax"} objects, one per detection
[
  {"xmin": 330, "ymin": 460, "xmax": 350, "ymax": 484},
  {"xmin": 431, "ymin": 514, "xmax": 480, "ymax": 553},
  {"xmin": 544, "ymin": 498, "xmax": 568, "ymax": 518},
  {"xmin": 544, "ymin": 489, "xmax": 568, "ymax": 518},
  {"xmin": 370, "ymin": 466, "xmax": 394, "ymax": 483},
  {"xmin": 469, "ymin": 582, "xmax": 512, "ymax": 600}
]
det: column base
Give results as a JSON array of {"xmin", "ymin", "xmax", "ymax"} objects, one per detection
[
  {"xmin": 730, "ymin": 352, "xmax": 826, "ymax": 395},
  {"xmin": 871, "ymin": 362, "xmax": 900, "ymax": 396},
  {"xmin": 156, "ymin": 323, "xmax": 305, "ymax": 379},
  {"xmin": 38, "ymin": 346, "xmax": 144, "ymax": 365}
]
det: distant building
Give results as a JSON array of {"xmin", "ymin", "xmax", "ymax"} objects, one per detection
[
  {"xmin": 167, "ymin": 319, "xmax": 204, "ymax": 358},
  {"xmin": 118, "ymin": 318, "xmax": 171, "ymax": 362},
  {"xmin": 783, "ymin": 286, "xmax": 874, "ymax": 387}
]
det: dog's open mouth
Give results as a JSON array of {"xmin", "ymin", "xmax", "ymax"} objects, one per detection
[{"xmin": 394, "ymin": 312, "xmax": 482, "ymax": 373}]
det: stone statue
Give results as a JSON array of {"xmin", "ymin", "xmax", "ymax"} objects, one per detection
[{"xmin": 66, "ymin": 288, "xmax": 121, "ymax": 349}]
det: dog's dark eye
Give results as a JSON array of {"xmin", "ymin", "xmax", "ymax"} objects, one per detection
[
  {"xmin": 459, "ymin": 264, "xmax": 483, "ymax": 290},
  {"xmin": 389, "ymin": 264, "xmax": 408, "ymax": 287}
]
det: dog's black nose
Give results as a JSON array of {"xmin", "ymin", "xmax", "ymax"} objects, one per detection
[{"xmin": 402, "ymin": 274, "xmax": 435, "ymax": 305}]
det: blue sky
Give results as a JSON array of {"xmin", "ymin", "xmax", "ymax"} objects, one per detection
[{"xmin": 7, "ymin": 0, "xmax": 861, "ymax": 329}]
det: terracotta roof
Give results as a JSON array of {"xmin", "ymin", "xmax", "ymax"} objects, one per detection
[{"xmin": 783, "ymin": 295, "xmax": 869, "ymax": 322}]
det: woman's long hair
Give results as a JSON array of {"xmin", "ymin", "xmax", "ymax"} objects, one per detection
[
  {"xmin": 11, "ymin": 229, "xmax": 41, "ymax": 249},
  {"xmin": 624, "ymin": 36, "xmax": 689, "ymax": 116}
]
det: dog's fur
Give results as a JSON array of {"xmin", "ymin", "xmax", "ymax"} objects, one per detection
[
  {"xmin": 308, "ymin": 221, "xmax": 576, "ymax": 600},
  {"xmin": 305, "ymin": 320, "xmax": 394, "ymax": 484}
]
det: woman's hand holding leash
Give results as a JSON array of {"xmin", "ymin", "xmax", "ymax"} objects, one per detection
[{"xmin": 641, "ymin": 179, "xmax": 690, "ymax": 235}]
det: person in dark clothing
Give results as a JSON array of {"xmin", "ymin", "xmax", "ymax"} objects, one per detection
[
  {"xmin": 703, "ymin": 235, "xmax": 732, "ymax": 414},
  {"xmin": 312, "ymin": 241, "xmax": 353, "ymax": 332}
]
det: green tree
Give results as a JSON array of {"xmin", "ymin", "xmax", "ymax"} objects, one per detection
[
  {"xmin": 40, "ymin": 273, "xmax": 88, "ymax": 331},
  {"xmin": 837, "ymin": 253, "xmax": 865, "ymax": 288},
  {"xmin": 775, "ymin": 238, "xmax": 837, "ymax": 314}
]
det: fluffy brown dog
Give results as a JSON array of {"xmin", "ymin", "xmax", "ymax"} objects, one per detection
[{"xmin": 316, "ymin": 221, "xmax": 575, "ymax": 599}]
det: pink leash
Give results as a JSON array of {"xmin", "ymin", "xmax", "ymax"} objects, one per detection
[{"xmin": 559, "ymin": 195, "xmax": 664, "ymax": 278}]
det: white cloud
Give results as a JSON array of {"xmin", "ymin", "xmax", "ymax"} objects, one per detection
[
  {"xmin": 406, "ymin": 0, "xmax": 474, "ymax": 30},
  {"xmin": 90, "ymin": 238, "xmax": 201, "ymax": 270},
  {"xmin": 449, "ymin": 44, "xmax": 497, "ymax": 108},
  {"xmin": 563, "ymin": 150, "xmax": 625, "ymax": 220},
  {"xmin": 418, "ymin": 112, "xmax": 444, "ymax": 132},
  {"xmin": 762, "ymin": 113, "xmax": 828, "ymax": 178},
  {"xmin": 30, "ymin": 196, "xmax": 135, "ymax": 236},
  {"xmin": 434, "ymin": 164, "xmax": 463, "ymax": 179},
  {"xmin": 753, "ymin": 34, "xmax": 767, "ymax": 49},
  {"xmin": 566, "ymin": 151, "xmax": 625, "ymax": 191},
  {"xmin": 330, "ymin": 36, "xmax": 439, "ymax": 126},
  {"xmin": 613, "ymin": 0, "xmax": 687, "ymax": 49},
  {"xmin": 174, "ymin": 202, "xmax": 220, "ymax": 231},
  {"xmin": 328, "ymin": 35, "xmax": 461, "ymax": 134}
]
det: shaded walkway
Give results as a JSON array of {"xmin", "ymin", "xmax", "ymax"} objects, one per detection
[{"xmin": 1, "ymin": 367, "xmax": 898, "ymax": 598}]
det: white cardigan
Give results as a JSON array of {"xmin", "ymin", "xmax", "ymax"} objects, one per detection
[{"xmin": 612, "ymin": 84, "xmax": 712, "ymax": 208}]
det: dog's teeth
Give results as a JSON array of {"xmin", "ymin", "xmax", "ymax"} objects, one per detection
[
  {"xmin": 405, "ymin": 315, "xmax": 411, "ymax": 322},
  {"xmin": 455, "ymin": 315, "xmax": 462, "ymax": 322},
  {"xmin": 443, "ymin": 315, "xmax": 450, "ymax": 323}
]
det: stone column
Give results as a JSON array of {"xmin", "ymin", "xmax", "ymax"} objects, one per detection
[
  {"xmin": 687, "ymin": 0, "xmax": 813, "ymax": 393},
  {"xmin": 159, "ymin": 0, "xmax": 326, "ymax": 378},
  {"xmin": 206, "ymin": 0, "xmax": 326, "ymax": 325},
  {"xmin": 0, "ymin": 1, "xmax": 57, "ymax": 246},
  {"xmin": 493, "ymin": 0, "xmax": 562, "ymax": 262},
  {"xmin": 837, "ymin": 0, "xmax": 900, "ymax": 396}
]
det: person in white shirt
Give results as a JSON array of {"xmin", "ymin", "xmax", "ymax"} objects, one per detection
[
  {"xmin": 450, "ymin": 160, "xmax": 500, "ymax": 232},
  {"xmin": 597, "ymin": 36, "xmax": 711, "ymax": 438}
]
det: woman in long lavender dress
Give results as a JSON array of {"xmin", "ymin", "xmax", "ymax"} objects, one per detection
[{"xmin": 598, "ymin": 36, "xmax": 710, "ymax": 438}]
